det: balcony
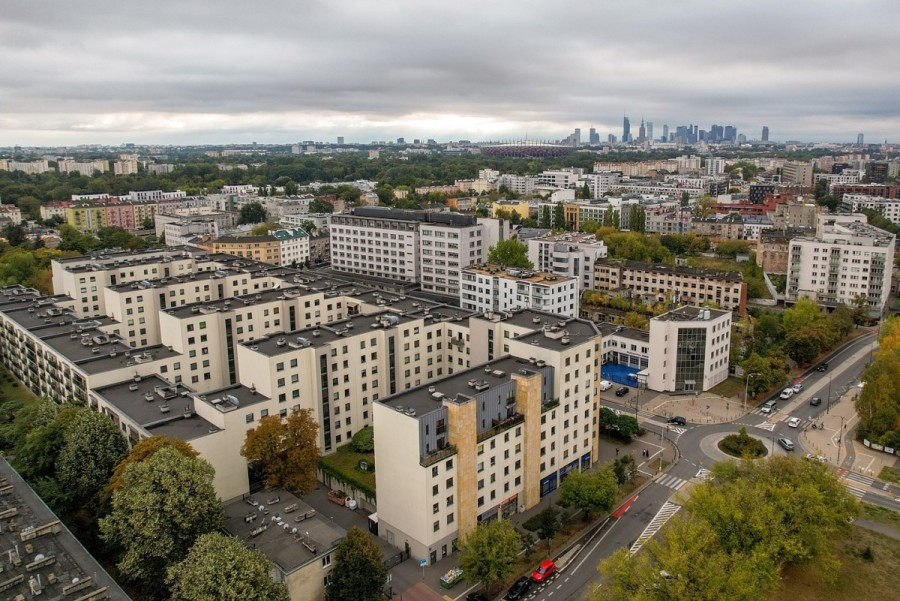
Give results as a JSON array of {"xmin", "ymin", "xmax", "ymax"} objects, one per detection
[
  {"xmin": 477, "ymin": 413, "xmax": 525, "ymax": 443},
  {"xmin": 420, "ymin": 444, "xmax": 458, "ymax": 468}
]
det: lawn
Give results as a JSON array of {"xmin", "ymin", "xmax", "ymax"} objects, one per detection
[
  {"xmin": 710, "ymin": 376, "xmax": 746, "ymax": 399},
  {"xmin": 773, "ymin": 526, "xmax": 900, "ymax": 601},
  {"xmin": 317, "ymin": 443, "xmax": 376, "ymax": 496},
  {"xmin": 859, "ymin": 503, "xmax": 900, "ymax": 530},
  {"xmin": 878, "ymin": 465, "xmax": 900, "ymax": 485},
  {"xmin": 0, "ymin": 366, "xmax": 39, "ymax": 408}
]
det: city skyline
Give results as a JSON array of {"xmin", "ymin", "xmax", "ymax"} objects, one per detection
[{"xmin": 2, "ymin": 1, "xmax": 899, "ymax": 146}]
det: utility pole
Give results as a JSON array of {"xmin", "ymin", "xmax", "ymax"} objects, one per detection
[
  {"xmin": 744, "ymin": 372, "xmax": 760, "ymax": 413},
  {"xmin": 836, "ymin": 415, "xmax": 846, "ymax": 466}
]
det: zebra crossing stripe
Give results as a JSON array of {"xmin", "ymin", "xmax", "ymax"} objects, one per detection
[
  {"xmin": 657, "ymin": 474, "xmax": 686, "ymax": 490},
  {"xmin": 755, "ymin": 422, "xmax": 776, "ymax": 431},
  {"xmin": 630, "ymin": 501, "xmax": 681, "ymax": 554}
]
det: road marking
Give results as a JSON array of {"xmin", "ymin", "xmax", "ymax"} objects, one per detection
[
  {"xmin": 629, "ymin": 501, "xmax": 681, "ymax": 554},
  {"xmin": 570, "ymin": 517, "xmax": 620, "ymax": 574},
  {"xmin": 755, "ymin": 422, "xmax": 776, "ymax": 431},
  {"xmin": 612, "ymin": 494, "xmax": 639, "ymax": 519},
  {"xmin": 657, "ymin": 474, "xmax": 687, "ymax": 490},
  {"xmin": 695, "ymin": 468, "xmax": 712, "ymax": 481}
]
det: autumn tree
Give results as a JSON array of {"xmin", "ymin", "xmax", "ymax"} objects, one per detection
[
  {"xmin": 487, "ymin": 239, "xmax": 533, "ymax": 269},
  {"xmin": 167, "ymin": 533, "xmax": 289, "ymax": 601},
  {"xmin": 459, "ymin": 520, "xmax": 522, "ymax": 591},
  {"xmin": 104, "ymin": 435, "xmax": 198, "ymax": 499},
  {"xmin": 559, "ymin": 466, "xmax": 619, "ymax": 517},
  {"xmin": 782, "ymin": 296, "xmax": 821, "ymax": 336},
  {"xmin": 241, "ymin": 409, "xmax": 319, "ymax": 494},
  {"xmin": 55, "ymin": 408, "xmax": 128, "ymax": 506},
  {"xmin": 100, "ymin": 447, "xmax": 224, "ymax": 597},
  {"xmin": 326, "ymin": 527, "xmax": 388, "ymax": 601}
]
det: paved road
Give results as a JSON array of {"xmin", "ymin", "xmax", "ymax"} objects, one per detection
[{"xmin": 530, "ymin": 332, "xmax": 898, "ymax": 601}]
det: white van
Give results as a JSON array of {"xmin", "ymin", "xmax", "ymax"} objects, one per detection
[{"xmin": 760, "ymin": 400, "xmax": 777, "ymax": 414}]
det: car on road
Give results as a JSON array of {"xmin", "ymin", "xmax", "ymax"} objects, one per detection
[
  {"xmin": 778, "ymin": 437, "xmax": 795, "ymax": 451},
  {"xmin": 787, "ymin": 417, "xmax": 802, "ymax": 428},
  {"xmin": 779, "ymin": 388, "xmax": 794, "ymax": 400},
  {"xmin": 791, "ymin": 383, "xmax": 804, "ymax": 393},
  {"xmin": 467, "ymin": 594, "xmax": 489, "ymax": 601},
  {"xmin": 615, "ymin": 386, "xmax": 629, "ymax": 397},
  {"xmin": 816, "ymin": 363, "xmax": 829, "ymax": 372},
  {"xmin": 810, "ymin": 397, "xmax": 822, "ymax": 406},
  {"xmin": 504, "ymin": 576, "xmax": 531, "ymax": 600},
  {"xmin": 531, "ymin": 560, "xmax": 557, "ymax": 583},
  {"xmin": 667, "ymin": 416, "xmax": 687, "ymax": 426},
  {"xmin": 761, "ymin": 400, "xmax": 777, "ymax": 414},
  {"xmin": 599, "ymin": 380, "xmax": 612, "ymax": 391}
]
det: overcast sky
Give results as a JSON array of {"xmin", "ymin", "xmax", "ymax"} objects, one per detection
[{"xmin": 2, "ymin": 0, "xmax": 899, "ymax": 146}]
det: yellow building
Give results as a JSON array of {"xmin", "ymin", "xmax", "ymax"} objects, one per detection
[
  {"xmin": 491, "ymin": 200, "xmax": 531, "ymax": 219},
  {"xmin": 212, "ymin": 235, "xmax": 282, "ymax": 265},
  {"xmin": 66, "ymin": 205, "xmax": 107, "ymax": 234},
  {"xmin": 132, "ymin": 201, "xmax": 159, "ymax": 227}
]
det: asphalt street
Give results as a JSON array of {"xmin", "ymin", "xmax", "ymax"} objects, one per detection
[{"xmin": 517, "ymin": 332, "xmax": 899, "ymax": 601}]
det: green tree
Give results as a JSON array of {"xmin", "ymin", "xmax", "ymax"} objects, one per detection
[
  {"xmin": 55, "ymin": 408, "xmax": 128, "ymax": 506},
  {"xmin": 782, "ymin": 297, "xmax": 821, "ymax": 336},
  {"xmin": 239, "ymin": 202, "xmax": 268, "ymax": 224},
  {"xmin": 283, "ymin": 180, "xmax": 298, "ymax": 196},
  {"xmin": 11, "ymin": 401, "xmax": 77, "ymax": 482},
  {"xmin": 533, "ymin": 506, "xmax": 561, "ymax": 551},
  {"xmin": 309, "ymin": 198, "xmax": 335, "ymax": 213},
  {"xmin": 487, "ymin": 239, "xmax": 533, "ymax": 268},
  {"xmin": 580, "ymin": 183, "xmax": 592, "ymax": 199},
  {"xmin": 2, "ymin": 223, "xmax": 27, "ymax": 247},
  {"xmin": 100, "ymin": 447, "xmax": 224, "ymax": 596},
  {"xmin": 714, "ymin": 239, "xmax": 751, "ymax": 257},
  {"xmin": 857, "ymin": 346, "xmax": 900, "ymax": 446},
  {"xmin": 459, "ymin": 520, "xmax": 522, "ymax": 591},
  {"xmin": 624, "ymin": 311, "xmax": 649, "ymax": 330},
  {"xmin": 553, "ymin": 202, "xmax": 566, "ymax": 230},
  {"xmin": 628, "ymin": 205, "xmax": 646, "ymax": 233},
  {"xmin": 241, "ymin": 409, "xmax": 319, "ymax": 494},
  {"xmin": 559, "ymin": 466, "xmax": 618, "ymax": 517},
  {"xmin": 141, "ymin": 217, "xmax": 155, "ymax": 229},
  {"xmin": 540, "ymin": 205, "xmax": 552, "ymax": 229},
  {"xmin": 351, "ymin": 426, "xmax": 374, "ymax": 453},
  {"xmin": 326, "ymin": 526, "xmax": 388, "ymax": 601},
  {"xmin": 167, "ymin": 533, "xmax": 289, "ymax": 601},
  {"xmin": 104, "ymin": 435, "xmax": 198, "ymax": 499},
  {"xmin": 784, "ymin": 326, "xmax": 824, "ymax": 365},
  {"xmin": 580, "ymin": 219, "xmax": 599, "ymax": 234}
]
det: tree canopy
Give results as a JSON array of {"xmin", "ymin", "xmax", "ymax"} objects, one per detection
[
  {"xmin": 459, "ymin": 519, "xmax": 522, "ymax": 590},
  {"xmin": 857, "ymin": 316, "xmax": 900, "ymax": 447},
  {"xmin": 487, "ymin": 239, "xmax": 533, "ymax": 269},
  {"xmin": 105, "ymin": 435, "xmax": 198, "ymax": 497},
  {"xmin": 326, "ymin": 526, "xmax": 388, "ymax": 601},
  {"xmin": 241, "ymin": 409, "xmax": 319, "ymax": 494},
  {"xmin": 239, "ymin": 201, "xmax": 268, "ymax": 224},
  {"xmin": 559, "ymin": 466, "xmax": 619, "ymax": 517},
  {"xmin": 100, "ymin": 447, "xmax": 224, "ymax": 597},
  {"xmin": 55, "ymin": 408, "xmax": 128, "ymax": 506},
  {"xmin": 167, "ymin": 533, "xmax": 289, "ymax": 601}
]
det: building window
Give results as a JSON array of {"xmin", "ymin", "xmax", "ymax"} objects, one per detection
[{"xmin": 245, "ymin": 413, "xmax": 254, "ymax": 423}]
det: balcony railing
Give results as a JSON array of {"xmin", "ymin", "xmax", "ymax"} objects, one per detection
[
  {"xmin": 477, "ymin": 413, "xmax": 525, "ymax": 443},
  {"xmin": 420, "ymin": 444, "xmax": 458, "ymax": 468}
]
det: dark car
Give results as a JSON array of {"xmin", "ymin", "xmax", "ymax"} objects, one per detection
[
  {"xmin": 816, "ymin": 363, "xmax": 829, "ymax": 372},
  {"xmin": 468, "ymin": 594, "xmax": 489, "ymax": 601},
  {"xmin": 810, "ymin": 397, "xmax": 822, "ymax": 406},
  {"xmin": 615, "ymin": 386, "xmax": 629, "ymax": 397},
  {"xmin": 667, "ymin": 416, "xmax": 687, "ymax": 426},
  {"xmin": 504, "ymin": 576, "xmax": 532, "ymax": 600}
]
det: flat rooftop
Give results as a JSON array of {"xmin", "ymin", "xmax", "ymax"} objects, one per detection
[
  {"xmin": 597, "ymin": 323, "xmax": 650, "ymax": 344},
  {"xmin": 92, "ymin": 375, "xmax": 217, "ymax": 441},
  {"xmin": 0, "ymin": 459, "xmax": 132, "ymax": 599},
  {"xmin": 381, "ymin": 355, "xmax": 544, "ymax": 416},
  {"xmin": 465, "ymin": 265, "xmax": 576, "ymax": 285},
  {"xmin": 654, "ymin": 305, "xmax": 730, "ymax": 322},
  {"xmin": 598, "ymin": 258, "xmax": 744, "ymax": 283},
  {"xmin": 223, "ymin": 489, "xmax": 344, "ymax": 574},
  {"xmin": 532, "ymin": 231, "xmax": 604, "ymax": 245}
]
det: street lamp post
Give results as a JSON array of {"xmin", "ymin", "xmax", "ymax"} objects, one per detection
[
  {"xmin": 836, "ymin": 415, "xmax": 846, "ymax": 466},
  {"xmin": 743, "ymin": 372, "xmax": 760, "ymax": 412}
]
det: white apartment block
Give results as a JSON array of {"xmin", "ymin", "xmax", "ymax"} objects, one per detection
[
  {"xmin": 58, "ymin": 159, "xmax": 109, "ymax": 176},
  {"xmin": 113, "ymin": 159, "xmax": 139, "ymax": 176},
  {"xmin": 0, "ymin": 159, "xmax": 52, "ymax": 174},
  {"xmin": 164, "ymin": 220, "xmax": 219, "ymax": 247},
  {"xmin": 787, "ymin": 216, "xmax": 895, "ymax": 316},
  {"xmin": 495, "ymin": 174, "xmax": 537, "ymax": 195},
  {"xmin": 842, "ymin": 194, "xmax": 900, "ymax": 226},
  {"xmin": 146, "ymin": 163, "xmax": 175, "ymax": 175},
  {"xmin": 705, "ymin": 157, "xmax": 726, "ymax": 176},
  {"xmin": 537, "ymin": 169, "xmax": 582, "ymax": 189},
  {"xmin": 579, "ymin": 172, "xmax": 621, "ymax": 198},
  {"xmin": 375, "ymin": 311, "xmax": 601, "ymax": 563},
  {"xmin": 814, "ymin": 172, "xmax": 861, "ymax": 186},
  {"xmin": 0, "ymin": 204, "xmax": 23, "ymax": 225},
  {"xmin": 646, "ymin": 306, "xmax": 731, "ymax": 393},
  {"xmin": 460, "ymin": 266, "xmax": 579, "ymax": 318},
  {"xmin": 221, "ymin": 184, "xmax": 258, "ymax": 195},
  {"xmin": 527, "ymin": 232, "xmax": 608, "ymax": 291},
  {"xmin": 330, "ymin": 208, "xmax": 504, "ymax": 298},
  {"xmin": 272, "ymin": 227, "xmax": 311, "ymax": 267},
  {"xmin": 39, "ymin": 204, "xmax": 69, "ymax": 221},
  {"xmin": 782, "ymin": 161, "xmax": 814, "ymax": 187}
]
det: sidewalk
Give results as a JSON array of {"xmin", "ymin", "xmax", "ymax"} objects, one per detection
[{"xmin": 633, "ymin": 389, "xmax": 745, "ymax": 425}]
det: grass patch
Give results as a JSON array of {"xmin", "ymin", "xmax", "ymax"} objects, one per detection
[
  {"xmin": 774, "ymin": 526, "xmax": 900, "ymax": 601},
  {"xmin": 878, "ymin": 465, "xmax": 900, "ymax": 485},
  {"xmin": 858, "ymin": 503, "xmax": 900, "ymax": 530},
  {"xmin": 710, "ymin": 377, "xmax": 746, "ymax": 398},
  {"xmin": 317, "ymin": 443, "xmax": 375, "ymax": 498},
  {"xmin": 687, "ymin": 255, "xmax": 771, "ymax": 300},
  {"xmin": 0, "ymin": 366, "xmax": 39, "ymax": 407},
  {"xmin": 768, "ymin": 273, "xmax": 787, "ymax": 295}
]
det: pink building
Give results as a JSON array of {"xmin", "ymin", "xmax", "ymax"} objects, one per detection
[{"xmin": 105, "ymin": 203, "xmax": 136, "ymax": 231}]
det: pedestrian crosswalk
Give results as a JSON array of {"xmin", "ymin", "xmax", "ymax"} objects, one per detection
[
  {"xmin": 657, "ymin": 473, "xmax": 688, "ymax": 491},
  {"xmin": 755, "ymin": 422, "xmax": 776, "ymax": 431},
  {"xmin": 843, "ymin": 485, "xmax": 866, "ymax": 499},
  {"xmin": 695, "ymin": 467, "xmax": 713, "ymax": 481},
  {"xmin": 630, "ymin": 501, "xmax": 681, "ymax": 555},
  {"xmin": 667, "ymin": 426, "xmax": 687, "ymax": 436}
]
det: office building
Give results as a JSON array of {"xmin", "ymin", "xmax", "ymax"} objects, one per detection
[
  {"xmin": 761, "ymin": 126, "xmax": 769, "ymax": 142},
  {"xmin": 781, "ymin": 161, "xmax": 814, "ymax": 187},
  {"xmin": 857, "ymin": 133, "xmax": 865, "ymax": 146},
  {"xmin": 527, "ymin": 232, "xmax": 608, "ymax": 291},
  {"xmin": 646, "ymin": 306, "xmax": 731, "ymax": 393},
  {"xmin": 622, "ymin": 116, "xmax": 631, "ymax": 143},
  {"xmin": 460, "ymin": 266, "xmax": 579, "ymax": 317},
  {"xmin": 787, "ymin": 216, "xmax": 895, "ymax": 316}
]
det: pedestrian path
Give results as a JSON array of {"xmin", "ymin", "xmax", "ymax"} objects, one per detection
[
  {"xmin": 629, "ymin": 501, "xmax": 681, "ymax": 555},
  {"xmin": 657, "ymin": 473, "xmax": 688, "ymax": 491}
]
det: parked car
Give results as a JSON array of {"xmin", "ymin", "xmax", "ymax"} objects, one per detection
[
  {"xmin": 599, "ymin": 380, "xmax": 613, "ymax": 391},
  {"xmin": 787, "ymin": 417, "xmax": 802, "ymax": 428},
  {"xmin": 667, "ymin": 416, "xmax": 687, "ymax": 426},
  {"xmin": 791, "ymin": 383, "xmax": 804, "ymax": 393},
  {"xmin": 810, "ymin": 397, "xmax": 822, "ymax": 407},
  {"xmin": 779, "ymin": 389, "xmax": 794, "ymax": 400},
  {"xmin": 615, "ymin": 386, "xmax": 629, "ymax": 397},
  {"xmin": 816, "ymin": 363, "xmax": 829, "ymax": 372},
  {"xmin": 531, "ymin": 560, "xmax": 557, "ymax": 583},
  {"xmin": 778, "ymin": 437, "xmax": 795, "ymax": 451},
  {"xmin": 760, "ymin": 400, "xmax": 777, "ymax": 414},
  {"xmin": 467, "ymin": 594, "xmax": 489, "ymax": 601},
  {"xmin": 504, "ymin": 576, "xmax": 532, "ymax": 600}
]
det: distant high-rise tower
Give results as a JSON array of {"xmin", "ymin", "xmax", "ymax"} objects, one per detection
[
  {"xmin": 337, "ymin": 136, "xmax": 345, "ymax": 145},
  {"xmin": 574, "ymin": 128, "xmax": 581, "ymax": 146},
  {"xmin": 723, "ymin": 126, "xmax": 736, "ymax": 142},
  {"xmin": 589, "ymin": 127, "xmax": 599, "ymax": 144},
  {"xmin": 662, "ymin": 124, "xmax": 669, "ymax": 142},
  {"xmin": 638, "ymin": 119, "xmax": 646, "ymax": 143},
  {"xmin": 857, "ymin": 133, "xmax": 865, "ymax": 146},
  {"xmin": 646, "ymin": 122, "xmax": 653, "ymax": 142},
  {"xmin": 608, "ymin": 134, "xmax": 617, "ymax": 144},
  {"xmin": 623, "ymin": 116, "xmax": 631, "ymax": 143},
  {"xmin": 761, "ymin": 126, "xmax": 769, "ymax": 142}
]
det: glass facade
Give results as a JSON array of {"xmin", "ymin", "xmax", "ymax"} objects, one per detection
[{"xmin": 675, "ymin": 327, "xmax": 707, "ymax": 391}]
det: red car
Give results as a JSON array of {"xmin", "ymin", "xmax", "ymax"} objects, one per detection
[{"xmin": 531, "ymin": 559, "xmax": 557, "ymax": 583}]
